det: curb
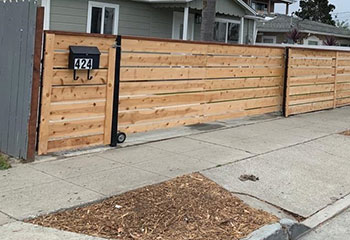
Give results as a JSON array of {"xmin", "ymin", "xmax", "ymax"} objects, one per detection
[
  {"xmin": 302, "ymin": 193, "xmax": 350, "ymax": 229},
  {"xmin": 242, "ymin": 219, "xmax": 310, "ymax": 240}
]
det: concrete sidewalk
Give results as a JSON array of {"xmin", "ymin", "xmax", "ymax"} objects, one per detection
[{"xmin": 1, "ymin": 107, "xmax": 350, "ymax": 238}]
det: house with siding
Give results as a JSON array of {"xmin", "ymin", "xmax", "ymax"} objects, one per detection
[
  {"xmin": 40, "ymin": 0, "xmax": 259, "ymax": 44},
  {"xmin": 257, "ymin": 14, "xmax": 350, "ymax": 47}
]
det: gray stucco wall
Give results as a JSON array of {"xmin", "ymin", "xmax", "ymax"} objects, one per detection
[{"xmin": 49, "ymin": 0, "xmax": 173, "ymax": 38}]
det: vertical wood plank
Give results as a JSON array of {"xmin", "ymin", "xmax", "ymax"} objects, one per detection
[
  {"xmin": 38, "ymin": 33, "xmax": 55, "ymax": 155},
  {"xmin": 103, "ymin": 47, "xmax": 116, "ymax": 144},
  {"xmin": 333, "ymin": 51, "xmax": 338, "ymax": 109},
  {"xmin": 27, "ymin": 6, "xmax": 44, "ymax": 161}
]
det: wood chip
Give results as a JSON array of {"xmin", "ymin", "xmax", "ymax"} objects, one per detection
[{"xmin": 27, "ymin": 173, "xmax": 278, "ymax": 240}]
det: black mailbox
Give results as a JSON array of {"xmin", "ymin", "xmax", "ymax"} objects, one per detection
[{"xmin": 68, "ymin": 46, "xmax": 101, "ymax": 80}]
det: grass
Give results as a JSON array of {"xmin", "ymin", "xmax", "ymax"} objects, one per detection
[{"xmin": 0, "ymin": 154, "xmax": 11, "ymax": 170}]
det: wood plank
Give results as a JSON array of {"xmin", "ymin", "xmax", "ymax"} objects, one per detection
[
  {"xmin": 202, "ymin": 106, "xmax": 280, "ymax": 123},
  {"xmin": 119, "ymin": 86, "xmax": 282, "ymax": 110},
  {"xmin": 47, "ymin": 134, "xmax": 104, "ymax": 153},
  {"xmin": 203, "ymin": 96, "xmax": 281, "ymax": 116},
  {"xmin": 207, "ymin": 44, "xmax": 284, "ymax": 56},
  {"xmin": 119, "ymin": 104, "xmax": 204, "ymax": 125},
  {"xmin": 119, "ymin": 105, "xmax": 280, "ymax": 134},
  {"xmin": 51, "ymin": 85, "xmax": 107, "ymax": 102},
  {"xmin": 289, "ymin": 58, "xmax": 334, "ymax": 67},
  {"xmin": 27, "ymin": 6, "xmax": 44, "ymax": 161},
  {"xmin": 206, "ymin": 56, "xmax": 283, "ymax": 67},
  {"xmin": 336, "ymin": 97, "xmax": 350, "ymax": 107},
  {"xmin": 121, "ymin": 53, "xmax": 283, "ymax": 67},
  {"xmin": 54, "ymin": 34, "xmax": 115, "ymax": 51},
  {"xmin": 334, "ymin": 74, "xmax": 350, "ymax": 83},
  {"xmin": 52, "ymin": 69, "xmax": 108, "ymax": 85},
  {"xmin": 290, "ymin": 49, "xmax": 335, "ymax": 58},
  {"xmin": 121, "ymin": 53, "xmax": 207, "ymax": 67},
  {"xmin": 119, "ymin": 116, "xmax": 203, "ymax": 134},
  {"xmin": 289, "ymin": 76, "xmax": 334, "ymax": 86},
  {"xmin": 289, "ymin": 93, "xmax": 334, "ymax": 106},
  {"xmin": 205, "ymin": 67, "xmax": 284, "ymax": 79},
  {"xmin": 288, "ymin": 100, "xmax": 333, "ymax": 115},
  {"xmin": 104, "ymin": 48, "xmax": 116, "ymax": 144},
  {"xmin": 288, "ymin": 67, "xmax": 334, "ymax": 77},
  {"xmin": 119, "ymin": 77, "xmax": 283, "ymax": 95},
  {"xmin": 336, "ymin": 82, "xmax": 350, "ymax": 91},
  {"xmin": 336, "ymin": 59, "xmax": 350, "ymax": 67},
  {"xmin": 120, "ymin": 67, "xmax": 206, "ymax": 81},
  {"xmin": 121, "ymin": 67, "xmax": 284, "ymax": 81},
  {"xmin": 49, "ymin": 118, "xmax": 105, "ymax": 139},
  {"xmin": 49, "ymin": 100, "xmax": 106, "ymax": 121},
  {"xmin": 53, "ymin": 52, "xmax": 109, "ymax": 69},
  {"xmin": 289, "ymin": 84, "xmax": 334, "ymax": 95},
  {"xmin": 122, "ymin": 38, "xmax": 208, "ymax": 54},
  {"xmin": 38, "ymin": 33, "xmax": 55, "ymax": 155},
  {"xmin": 336, "ymin": 89, "xmax": 350, "ymax": 98}
]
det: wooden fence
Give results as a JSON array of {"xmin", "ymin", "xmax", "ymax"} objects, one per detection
[
  {"xmin": 285, "ymin": 48, "xmax": 350, "ymax": 116},
  {"xmin": 38, "ymin": 32, "xmax": 116, "ymax": 155},
  {"xmin": 118, "ymin": 37, "xmax": 286, "ymax": 133},
  {"xmin": 37, "ymin": 31, "xmax": 350, "ymax": 155}
]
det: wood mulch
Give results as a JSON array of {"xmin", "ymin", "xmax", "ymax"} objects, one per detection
[{"xmin": 27, "ymin": 173, "xmax": 278, "ymax": 240}]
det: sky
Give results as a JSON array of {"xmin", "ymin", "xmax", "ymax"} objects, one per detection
[{"xmin": 275, "ymin": 0, "xmax": 350, "ymax": 22}]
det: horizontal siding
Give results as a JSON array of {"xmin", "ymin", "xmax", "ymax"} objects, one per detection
[{"xmin": 50, "ymin": 0, "xmax": 173, "ymax": 38}]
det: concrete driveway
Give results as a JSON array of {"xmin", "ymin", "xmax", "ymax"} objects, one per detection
[{"xmin": 1, "ymin": 107, "xmax": 350, "ymax": 239}]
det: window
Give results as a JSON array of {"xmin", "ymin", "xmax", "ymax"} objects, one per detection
[
  {"xmin": 262, "ymin": 36, "xmax": 276, "ymax": 44},
  {"xmin": 308, "ymin": 40, "xmax": 319, "ymax": 46},
  {"xmin": 87, "ymin": 1, "xmax": 119, "ymax": 35},
  {"xmin": 252, "ymin": 1, "xmax": 268, "ymax": 13},
  {"xmin": 214, "ymin": 19, "xmax": 240, "ymax": 44},
  {"xmin": 304, "ymin": 36, "xmax": 321, "ymax": 46}
]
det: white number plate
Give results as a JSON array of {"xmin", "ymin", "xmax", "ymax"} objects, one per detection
[{"xmin": 74, "ymin": 58, "xmax": 93, "ymax": 70}]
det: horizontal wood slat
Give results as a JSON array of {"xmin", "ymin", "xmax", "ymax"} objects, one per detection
[
  {"xmin": 38, "ymin": 32, "xmax": 116, "ymax": 154},
  {"xmin": 118, "ymin": 38, "xmax": 285, "ymax": 133},
  {"xmin": 286, "ymin": 48, "xmax": 350, "ymax": 116}
]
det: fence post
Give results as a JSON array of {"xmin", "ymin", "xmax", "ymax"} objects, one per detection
[
  {"xmin": 26, "ymin": 7, "xmax": 44, "ymax": 162},
  {"xmin": 283, "ymin": 47, "xmax": 290, "ymax": 117},
  {"xmin": 110, "ymin": 35, "xmax": 122, "ymax": 147},
  {"xmin": 333, "ymin": 51, "xmax": 338, "ymax": 109}
]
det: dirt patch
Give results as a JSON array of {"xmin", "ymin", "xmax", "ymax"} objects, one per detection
[
  {"xmin": 340, "ymin": 130, "xmax": 350, "ymax": 136},
  {"xmin": 27, "ymin": 173, "xmax": 278, "ymax": 240}
]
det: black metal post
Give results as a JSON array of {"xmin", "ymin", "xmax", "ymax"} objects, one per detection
[
  {"xmin": 110, "ymin": 35, "xmax": 122, "ymax": 147},
  {"xmin": 282, "ymin": 47, "xmax": 290, "ymax": 117}
]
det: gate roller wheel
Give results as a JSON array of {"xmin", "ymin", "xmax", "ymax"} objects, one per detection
[{"xmin": 117, "ymin": 132, "xmax": 126, "ymax": 144}]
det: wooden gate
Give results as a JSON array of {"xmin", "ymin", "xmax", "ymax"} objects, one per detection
[{"xmin": 38, "ymin": 32, "xmax": 116, "ymax": 155}]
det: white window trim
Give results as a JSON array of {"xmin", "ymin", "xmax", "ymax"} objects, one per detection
[
  {"xmin": 172, "ymin": 11, "xmax": 195, "ymax": 41},
  {"xmin": 215, "ymin": 18, "xmax": 241, "ymax": 44},
  {"xmin": 87, "ymin": 1, "xmax": 119, "ymax": 35},
  {"xmin": 41, "ymin": 0, "xmax": 50, "ymax": 30},
  {"xmin": 262, "ymin": 35, "xmax": 277, "ymax": 44},
  {"xmin": 303, "ymin": 36, "xmax": 322, "ymax": 46}
]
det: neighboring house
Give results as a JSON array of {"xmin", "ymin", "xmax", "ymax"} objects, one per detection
[
  {"xmin": 243, "ymin": 0, "xmax": 294, "ymax": 15},
  {"xmin": 257, "ymin": 14, "xmax": 350, "ymax": 46},
  {"xmin": 40, "ymin": 0, "xmax": 259, "ymax": 44}
]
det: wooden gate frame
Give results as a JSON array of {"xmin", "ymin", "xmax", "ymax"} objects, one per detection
[{"xmin": 38, "ymin": 31, "xmax": 118, "ymax": 155}]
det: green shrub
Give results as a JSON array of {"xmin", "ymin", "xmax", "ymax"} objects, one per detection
[{"xmin": 0, "ymin": 154, "xmax": 11, "ymax": 170}]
